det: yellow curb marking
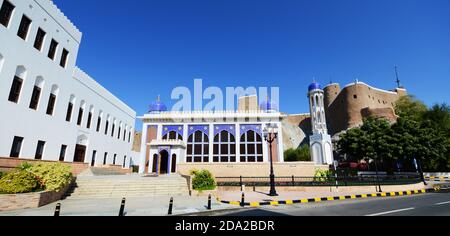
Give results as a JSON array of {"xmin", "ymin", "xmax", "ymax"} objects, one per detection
[
  {"xmin": 230, "ymin": 201, "xmax": 240, "ymax": 205},
  {"xmin": 371, "ymin": 193, "xmax": 378, "ymax": 197},
  {"xmin": 350, "ymin": 195, "xmax": 356, "ymax": 199},
  {"xmin": 270, "ymin": 201, "xmax": 279, "ymax": 206},
  {"xmin": 301, "ymin": 199, "xmax": 308, "ymax": 203},
  {"xmin": 361, "ymin": 194, "xmax": 368, "ymax": 198},
  {"xmin": 285, "ymin": 200, "xmax": 293, "ymax": 205},
  {"xmin": 314, "ymin": 198, "xmax": 321, "ymax": 202},
  {"xmin": 421, "ymin": 189, "xmax": 426, "ymax": 193},
  {"xmin": 414, "ymin": 190, "xmax": 419, "ymax": 194},
  {"xmin": 398, "ymin": 192, "xmax": 404, "ymax": 196},
  {"xmin": 250, "ymin": 202, "xmax": 260, "ymax": 207},
  {"xmin": 406, "ymin": 191, "xmax": 412, "ymax": 195},
  {"xmin": 390, "ymin": 192, "xmax": 396, "ymax": 196},
  {"xmin": 327, "ymin": 197, "xmax": 335, "ymax": 201},
  {"xmin": 339, "ymin": 196, "xmax": 346, "ymax": 200},
  {"xmin": 381, "ymin": 193, "xmax": 387, "ymax": 197}
]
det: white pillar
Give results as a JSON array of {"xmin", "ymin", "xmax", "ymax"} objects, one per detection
[
  {"xmin": 235, "ymin": 123, "xmax": 241, "ymax": 163},
  {"xmin": 139, "ymin": 123, "xmax": 148, "ymax": 174},
  {"xmin": 277, "ymin": 121, "xmax": 284, "ymax": 163},
  {"xmin": 209, "ymin": 123, "xmax": 214, "ymax": 163}
]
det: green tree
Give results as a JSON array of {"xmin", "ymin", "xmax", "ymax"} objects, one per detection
[
  {"xmin": 284, "ymin": 145, "xmax": 311, "ymax": 162},
  {"xmin": 394, "ymin": 95, "xmax": 428, "ymax": 121}
]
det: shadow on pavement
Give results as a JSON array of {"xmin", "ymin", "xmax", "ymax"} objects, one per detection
[{"xmin": 222, "ymin": 209, "xmax": 290, "ymax": 216}]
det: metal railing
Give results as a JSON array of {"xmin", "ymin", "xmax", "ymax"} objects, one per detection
[{"xmin": 216, "ymin": 174, "xmax": 421, "ymax": 187}]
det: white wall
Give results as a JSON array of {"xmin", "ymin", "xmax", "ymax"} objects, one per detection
[{"xmin": 0, "ymin": 0, "xmax": 136, "ymax": 167}]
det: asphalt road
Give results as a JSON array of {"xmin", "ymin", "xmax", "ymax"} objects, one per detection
[{"xmin": 218, "ymin": 192, "xmax": 450, "ymax": 216}]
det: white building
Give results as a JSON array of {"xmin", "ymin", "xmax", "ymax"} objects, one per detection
[
  {"xmin": 138, "ymin": 98, "xmax": 285, "ymax": 175},
  {"xmin": 0, "ymin": 0, "xmax": 136, "ymax": 167},
  {"xmin": 307, "ymin": 82, "xmax": 334, "ymax": 165}
]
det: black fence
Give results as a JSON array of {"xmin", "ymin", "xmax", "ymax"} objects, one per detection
[{"xmin": 216, "ymin": 174, "xmax": 421, "ymax": 187}]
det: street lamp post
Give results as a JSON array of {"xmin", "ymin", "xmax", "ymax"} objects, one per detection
[
  {"xmin": 263, "ymin": 124, "xmax": 279, "ymax": 197},
  {"xmin": 374, "ymin": 155, "xmax": 382, "ymax": 193}
]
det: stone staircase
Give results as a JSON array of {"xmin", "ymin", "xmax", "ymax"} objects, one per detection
[{"xmin": 64, "ymin": 174, "xmax": 190, "ymax": 199}]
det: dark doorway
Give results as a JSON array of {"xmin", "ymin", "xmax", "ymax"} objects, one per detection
[
  {"xmin": 152, "ymin": 154, "xmax": 158, "ymax": 173},
  {"xmin": 74, "ymin": 144, "xmax": 86, "ymax": 163},
  {"xmin": 159, "ymin": 150, "xmax": 169, "ymax": 174},
  {"xmin": 91, "ymin": 150, "xmax": 97, "ymax": 167},
  {"xmin": 171, "ymin": 154, "xmax": 177, "ymax": 173}
]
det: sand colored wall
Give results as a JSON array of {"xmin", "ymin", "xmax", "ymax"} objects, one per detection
[
  {"xmin": 177, "ymin": 162, "xmax": 328, "ymax": 177},
  {"xmin": 324, "ymin": 82, "xmax": 406, "ymax": 135},
  {"xmin": 281, "ymin": 114, "xmax": 311, "ymax": 150}
]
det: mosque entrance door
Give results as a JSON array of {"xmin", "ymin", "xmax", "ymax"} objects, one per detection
[{"xmin": 159, "ymin": 150, "xmax": 169, "ymax": 174}]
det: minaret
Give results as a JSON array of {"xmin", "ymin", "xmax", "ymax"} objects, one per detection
[{"xmin": 307, "ymin": 81, "xmax": 334, "ymax": 165}]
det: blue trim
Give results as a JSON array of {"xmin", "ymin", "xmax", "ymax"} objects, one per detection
[
  {"xmin": 240, "ymin": 124, "xmax": 262, "ymax": 135},
  {"xmin": 162, "ymin": 125, "xmax": 184, "ymax": 137},
  {"xmin": 188, "ymin": 125, "xmax": 209, "ymax": 137},
  {"xmin": 214, "ymin": 124, "xmax": 236, "ymax": 136}
]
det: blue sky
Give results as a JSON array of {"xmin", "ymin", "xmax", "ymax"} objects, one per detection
[{"xmin": 54, "ymin": 0, "xmax": 450, "ymax": 124}]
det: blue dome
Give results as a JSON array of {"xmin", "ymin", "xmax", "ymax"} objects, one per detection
[
  {"xmin": 149, "ymin": 98, "xmax": 167, "ymax": 113},
  {"xmin": 308, "ymin": 82, "xmax": 321, "ymax": 91},
  {"xmin": 259, "ymin": 100, "xmax": 279, "ymax": 112}
]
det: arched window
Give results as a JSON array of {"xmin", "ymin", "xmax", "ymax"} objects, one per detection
[
  {"xmin": 96, "ymin": 111, "xmax": 103, "ymax": 132},
  {"xmin": 163, "ymin": 131, "xmax": 182, "ymax": 140},
  {"xmin": 77, "ymin": 100, "xmax": 86, "ymax": 126},
  {"xmin": 187, "ymin": 130, "xmax": 209, "ymax": 162},
  {"xmin": 8, "ymin": 66, "xmax": 27, "ymax": 103},
  {"xmin": 104, "ymin": 115, "xmax": 110, "ymax": 135},
  {"xmin": 213, "ymin": 130, "xmax": 236, "ymax": 162},
  {"xmin": 29, "ymin": 76, "xmax": 44, "ymax": 110},
  {"xmin": 111, "ymin": 119, "xmax": 116, "ymax": 137},
  {"xmin": 66, "ymin": 95, "xmax": 76, "ymax": 122},
  {"xmin": 46, "ymin": 85, "xmax": 59, "ymax": 116},
  {"xmin": 240, "ymin": 130, "xmax": 263, "ymax": 162},
  {"xmin": 117, "ymin": 122, "xmax": 122, "ymax": 140},
  {"xmin": 86, "ymin": 105, "xmax": 94, "ymax": 129}
]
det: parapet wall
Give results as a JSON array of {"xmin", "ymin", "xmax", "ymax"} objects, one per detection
[{"xmin": 34, "ymin": 0, "xmax": 82, "ymax": 42}]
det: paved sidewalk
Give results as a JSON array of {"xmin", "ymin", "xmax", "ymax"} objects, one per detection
[{"xmin": 0, "ymin": 195, "xmax": 239, "ymax": 216}]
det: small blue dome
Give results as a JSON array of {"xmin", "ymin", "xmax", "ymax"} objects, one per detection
[
  {"xmin": 259, "ymin": 99, "xmax": 279, "ymax": 112},
  {"xmin": 149, "ymin": 97, "xmax": 167, "ymax": 113},
  {"xmin": 308, "ymin": 82, "xmax": 321, "ymax": 91}
]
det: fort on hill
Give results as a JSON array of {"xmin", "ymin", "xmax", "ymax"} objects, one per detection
[{"xmin": 282, "ymin": 80, "xmax": 407, "ymax": 151}]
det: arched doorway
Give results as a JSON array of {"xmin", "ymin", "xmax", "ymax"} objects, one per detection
[
  {"xmin": 159, "ymin": 150, "xmax": 169, "ymax": 174},
  {"xmin": 171, "ymin": 154, "xmax": 177, "ymax": 173},
  {"xmin": 74, "ymin": 135, "xmax": 88, "ymax": 163},
  {"xmin": 152, "ymin": 154, "xmax": 158, "ymax": 173}
]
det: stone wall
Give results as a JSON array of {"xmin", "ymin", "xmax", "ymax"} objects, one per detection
[
  {"xmin": 324, "ymin": 82, "xmax": 407, "ymax": 135},
  {"xmin": 0, "ymin": 180, "xmax": 72, "ymax": 212},
  {"xmin": 177, "ymin": 162, "xmax": 328, "ymax": 177},
  {"xmin": 281, "ymin": 114, "xmax": 311, "ymax": 150},
  {"xmin": 0, "ymin": 157, "xmax": 89, "ymax": 176}
]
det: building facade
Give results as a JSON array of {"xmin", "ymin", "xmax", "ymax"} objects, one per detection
[
  {"xmin": 0, "ymin": 0, "xmax": 136, "ymax": 167},
  {"xmin": 138, "ymin": 98, "xmax": 286, "ymax": 175}
]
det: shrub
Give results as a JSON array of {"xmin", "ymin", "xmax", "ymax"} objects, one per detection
[
  {"xmin": 16, "ymin": 162, "xmax": 33, "ymax": 171},
  {"xmin": 284, "ymin": 145, "xmax": 311, "ymax": 162},
  {"xmin": 191, "ymin": 169, "xmax": 216, "ymax": 191},
  {"xmin": 314, "ymin": 169, "xmax": 333, "ymax": 182},
  {"xmin": 0, "ymin": 170, "xmax": 41, "ymax": 194},
  {"xmin": 28, "ymin": 162, "xmax": 73, "ymax": 192}
]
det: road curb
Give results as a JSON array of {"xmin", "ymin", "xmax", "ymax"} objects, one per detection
[{"xmin": 218, "ymin": 189, "xmax": 435, "ymax": 207}]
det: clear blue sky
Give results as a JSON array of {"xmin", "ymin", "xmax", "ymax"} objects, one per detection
[{"xmin": 54, "ymin": 0, "xmax": 450, "ymax": 125}]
